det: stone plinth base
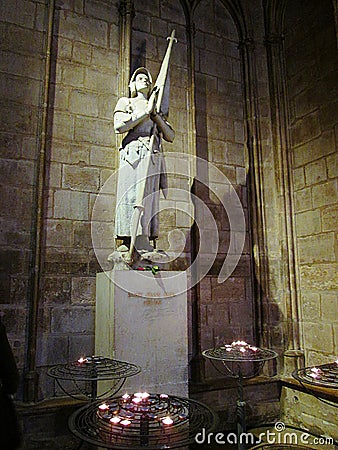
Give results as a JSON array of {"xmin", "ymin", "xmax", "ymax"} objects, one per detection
[{"xmin": 95, "ymin": 270, "xmax": 188, "ymax": 397}]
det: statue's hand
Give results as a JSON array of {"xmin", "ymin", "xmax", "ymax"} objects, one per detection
[{"xmin": 146, "ymin": 88, "xmax": 159, "ymax": 117}]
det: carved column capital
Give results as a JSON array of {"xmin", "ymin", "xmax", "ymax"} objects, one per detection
[
  {"xmin": 118, "ymin": 0, "xmax": 135, "ymax": 18},
  {"xmin": 264, "ymin": 33, "xmax": 285, "ymax": 46},
  {"xmin": 238, "ymin": 37, "xmax": 255, "ymax": 52}
]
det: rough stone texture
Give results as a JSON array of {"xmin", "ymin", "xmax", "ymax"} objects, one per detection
[
  {"xmin": 286, "ymin": 0, "xmax": 338, "ymax": 364},
  {"xmin": 284, "ymin": 0, "xmax": 338, "ymax": 435},
  {"xmin": 281, "ymin": 387, "xmax": 338, "ymax": 441},
  {"xmin": 193, "ymin": 0, "xmax": 255, "ymax": 378}
]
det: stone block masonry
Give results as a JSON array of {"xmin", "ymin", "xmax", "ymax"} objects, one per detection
[
  {"xmin": 286, "ymin": 0, "xmax": 338, "ymax": 366},
  {"xmin": 0, "ymin": 0, "xmax": 121, "ymax": 399},
  {"xmin": 283, "ymin": 5, "xmax": 338, "ymax": 440}
]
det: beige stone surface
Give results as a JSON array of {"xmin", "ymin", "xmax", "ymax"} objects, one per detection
[{"xmin": 95, "ymin": 270, "xmax": 188, "ymax": 396}]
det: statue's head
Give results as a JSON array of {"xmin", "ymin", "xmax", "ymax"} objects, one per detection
[{"xmin": 129, "ymin": 67, "xmax": 153, "ymax": 97}]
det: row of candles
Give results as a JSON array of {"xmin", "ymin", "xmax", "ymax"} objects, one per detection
[
  {"xmin": 307, "ymin": 359, "xmax": 338, "ymax": 380},
  {"xmin": 76, "ymin": 344, "xmax": 261, "ymax": 366},
  {"xmin": 221, "ymin": 340, "xmax": 260, "ymax": 354},
  {"xmin": 97, "ymin": 392, "xmax": 186, "ymax": 429},
  {"xmin": 76, "ymin": 352, "xmax": 338, "ymax": 384}
]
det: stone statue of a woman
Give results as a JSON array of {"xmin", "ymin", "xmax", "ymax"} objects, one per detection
[{"xmin": 113, "ymin": 67, "xmax": 175, "ymax": 262}]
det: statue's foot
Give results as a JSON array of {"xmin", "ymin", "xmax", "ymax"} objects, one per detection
[{"xmin": 140, "ymin": 249, "xmax": 170, "ymax": 264}]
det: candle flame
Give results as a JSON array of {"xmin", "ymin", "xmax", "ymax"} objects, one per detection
[
  {"xmin": 120, "ymin": 419, "xmax": 131, "ymax": 426},
  {"xmin": 110, "ymin": 416, "xmax": 121, "ymax": 424},
  {"xmin": 232, "ymin": 340, "xmax": 248, "ymax": 346},
  {"xmin": 98, "ymin": 403, "xmax": 109, "ymax": 411},
  {"xmin": 78, "ymin": 357, "xmax": 87, "ymax": 363},
  {"xmin": 162, "ymin": 416, "xmax": 173, "ymax": 425}
]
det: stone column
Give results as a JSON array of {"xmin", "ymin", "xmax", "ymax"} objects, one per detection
[
  {"xmin": 185, "ymin": 18, "xmax": 206, "ymax": 384},
  {"xmin": 265, "ymin": 33, "xmax": 304, "ymax": 373},
  {"xmin": 115, "ymin": 0, "xmax": 134, "ymax": 159},
  {"xmin": 239, "ymin": 37, "xmax": 269, "ymax": 349}
]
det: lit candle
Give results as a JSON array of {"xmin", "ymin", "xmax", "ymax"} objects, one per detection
[
  {"xmin": 120, "ymin": 419, "xmax": 131, "ymax": 426},
  {"xmin": 309, "ymin": 367, "xmax": 323, "ymax": 379},
  {"xmin": 162, "ymin": 416, "xmax": 173, "ymax": 426},
  {"xmin": 110, "ymin": 416, "xmax": 121, "ymax": 424},
  {"xmin": 98, "ymin": 403, "xmax": 109, "ymax": 411},
  {"xmin": 78, "ymin": 356, "xmax": 87, "ymax": 364},
  {"xmin": 134, "ymin": 391, "xmax": 149, "ymax": 399}
]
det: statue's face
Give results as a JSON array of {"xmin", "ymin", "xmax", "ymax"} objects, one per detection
[{"xmin": 135, "ymin": 73, "xmax": 151, "ymax": 95}]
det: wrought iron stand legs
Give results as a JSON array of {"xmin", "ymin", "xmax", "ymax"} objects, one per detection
[{"xmin": 236, "ymin": 372, "xmax": 246, "ymax": 450}]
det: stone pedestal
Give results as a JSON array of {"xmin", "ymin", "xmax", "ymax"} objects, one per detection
[{"xmin": 95, "ymin": 270, "xmax": 188, "ymax": 397}]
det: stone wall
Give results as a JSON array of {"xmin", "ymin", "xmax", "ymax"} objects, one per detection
[
  {"xmin": 193, "ymin": 0, "xmax": 255, "ymax": 373},
  {"xmin": 285, "ymin": 0, "xmax": 337, "ymax": 366},
  {"xmin": 39, "ymin": 0, "xmax": 121, "ymax": 398},
  {"xmin": 0, "ymin": 0, "xmax": 46, "ymax": 380},
  {"xmin": 282, "ymin": 0, "xmax": 338, "ymax": 439}
]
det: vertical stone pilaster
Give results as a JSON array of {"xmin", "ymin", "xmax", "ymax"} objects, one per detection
[
  {"xmin": 186, "ymin": 15, "xmax": 206, "ymax": 384},
  {"xmin": 118, "ymin": 0, "xmax": 134, "ymax": 94},
  {"xmin": 239, "ymin": 37, "xmax": 268, "ymax": 348},
  {"xmin": 264, "ymin": 32, "xmax": 303, "ymax": 371},
  {"xmin": 115, "ymin": 0, "xmax": 135, "ymax": 156}
]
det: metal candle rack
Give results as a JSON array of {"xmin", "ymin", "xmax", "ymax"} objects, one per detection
[
  {"xmin": 203, "ymin": 344, "xmax": 278, "ymax": 450},
  {"xmin": 47, "ymin": 356, "xmax": 141, "ymax": 401},
  {"xmin": 68, "ymin": 392, "xmax": 218, "ymax": 449},
  {"xmin": 292, "ymin": 362, "xmax": 338, "ymax": 389}
]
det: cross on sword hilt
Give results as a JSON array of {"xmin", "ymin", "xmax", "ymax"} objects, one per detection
[{"xmin": 167, "ymin": 30, "xmax": 178, "ymax": 44}]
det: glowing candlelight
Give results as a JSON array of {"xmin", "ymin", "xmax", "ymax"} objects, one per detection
[
  {"xmin": 78, "ymin": 356, "xmax": 87, "ymax": 364},
  {"xmin": 309, "ymin": 367, "xmax": 323, "ymax": 379},
  {"xmin": 134, "ymin": 392, "xmax": 150, "ymax": 399},
  {"xmin": 110, "ymin": 416, "xmax": 121, "ymax": 424},
  {"xmin": 98, "ymin": 403, "xmax": 109, "ymax": 411},
  {"xmin": 162, "ymin": 416, "xmax": 174, "ymax": 426},
  {"xmin": 120, "ymin": 419, "xmax": 131, "ymax": 426}
]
